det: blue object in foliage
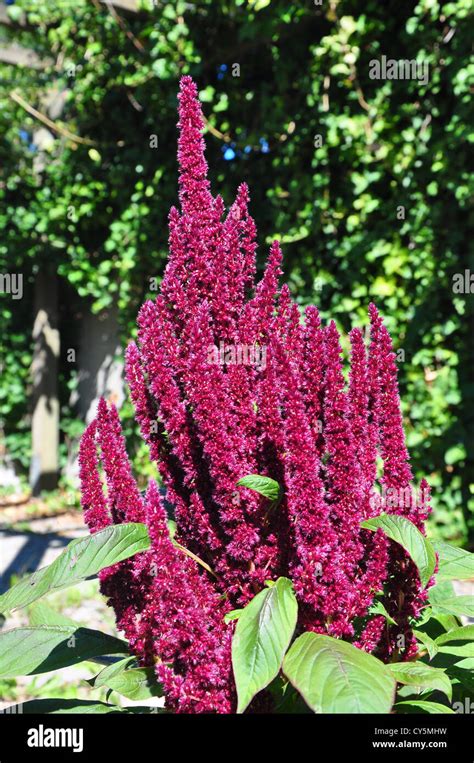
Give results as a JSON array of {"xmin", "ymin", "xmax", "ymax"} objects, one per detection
[{"xmin": 223, "ymin": 147, "xmax": 236, "ymax": 161}]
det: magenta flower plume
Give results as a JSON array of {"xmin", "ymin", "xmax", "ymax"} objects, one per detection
[{"xmin": 79, "ymin": 76, "xmax": 434, "ymax": 711}]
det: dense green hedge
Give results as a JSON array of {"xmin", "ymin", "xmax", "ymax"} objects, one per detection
[{"xmin": 0, "ymin": 0, "xmax": 472, "ymax": 543}]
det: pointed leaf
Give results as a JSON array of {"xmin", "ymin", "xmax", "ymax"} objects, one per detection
[
  {"xmin": 91, "ymin": 658, "xmax": 162, "ymax": 700},
  {"xmin": 0, "ymin": 523, "xmax": 150, "ymax": 615},
  {"xmin": 369, "ymin": 600, "xmax": 398, "ymax": 626},
  {"xmin": 435, "ymin": 625, "xmax": 474, "ymax": 646},
  {"xmin": 232, "ymin": 577, "xmax": 297, "ymax": 713},
  {"xmin": 361, "ymin": 514, "xmax": 436, "ymax": 587},
  {"xmin": 6, "ymin": 699, "xmax": 161, "ymax": 714},
  {"xmin": 98, "ymin": 667, "xmax": 162, "ymax": 700},
  {"xmin": 388, "ymin": 661, "xmax": 452, "ymax": 700},
  {"xmin": 433, "ymin": 541, "xmax": 474, "ymax": 581},
  {"xmin": 283, "ymin": 633, "xmax": 396, "ymax": 714},
  {"xmin": 0, "ymin": 626, "xmax": 128, "ymax": 679},
  {"xmin": 395, "ymin": 701, "xmax": 454, "ymax": 714},
  {"xmin": 413, "ymin": 630, "xmax": 438, "ymax": 660},
  {"xmin": 237, "ymin": 475, "xmax": 281, "ymax": 502},
  {"xmin": 431, "ymin": 596, "xmax": 474, "ymax": 619}
]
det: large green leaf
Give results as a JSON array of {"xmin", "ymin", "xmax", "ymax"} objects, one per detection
[
  {"xmin": 282, "ymin": 633, "xmax": 396, "ymax": 714},
  {"xmin": 91, "ymin": 658, "xmax": 163, "ymax": 700},
  {"xmin": 431, "ymin": 597, "xmax": 474, "ymax": 619},
  {"xmin": 395, "ymin": 701, "xmax": 454, "ymax": 714},
  {"xmin": 388, "ymin": 662, "xmax": 452, "ymax": 700},
  {"xmin": 361, "ymin": 514, "xmax": 436, "ymax": 587},
  {"xmin": 413, "ymin": 630, "xmax": 438, "ymax": 660},
  {"xmin": 232, "ymin": 577, "xmax": 298, "ymax": 713},
  {"xmin": 13, "ymin": 700, "xmax": 123, "ymax": 714},
  {"xmin": 454, "ymin": 658, "xmax": 474, "ymax": 670},
  {"xmin": 435, "ymin": 625, "xmax": 474, "ymax": 646},
  {"xmin": 0, "ymin": 523, "xmax": 150, "ymax": 615},
  {"xmin": 237, "ymin": 474, "xmax": 281, "ymax": 502},
  {"xmin": 28, "ymin": 601, "xmax": 78, "ymax": 628},
  {"xmin": 433, "ymin": 541, "xmax": 474, "ymax": 581},
  {"xmin": 0, "ymin": 626, "xmax": 128, "ymax": 679},
  {"xmin": 369, "ymin": 600, "xmax": 398, "ymax": 626}
]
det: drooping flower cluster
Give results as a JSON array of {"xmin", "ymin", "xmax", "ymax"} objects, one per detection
[{"xmin": 79, "ymin": 76, "xmax": 432, "ymax": 713}]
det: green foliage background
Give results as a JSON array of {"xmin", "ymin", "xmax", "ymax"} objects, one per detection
[{"xmin": 0, "ymin": 0, "xmax": 472, "ymax": 543}]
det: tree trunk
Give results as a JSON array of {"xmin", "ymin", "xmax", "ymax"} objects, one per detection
[{"xmin": 30, "ymin": 266, "xmax": 59, "ymax": 494}]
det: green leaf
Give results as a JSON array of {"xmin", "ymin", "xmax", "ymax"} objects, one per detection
[
  {"xmin": 6, "ymin": 699, "xmax": 161, "ymax": 714},
  {"xmin": 14, "ymin": 700, "xmax": 124, "ymax": 714},
  {"xmin": 0, "ymin": 626, "xmax": 129, "ymax": 679},
  {"xmin": 395, "ymin": 701, "xmax": 455, "ymax": 714},
  {"xmin": 433, "ymin": 541, "xmax": 474, "ymax": 581},
  {"xmin": 413, "ymin": 630, "xmax": 438, "ymax": 660},
  {"xmin": 431, "ymin": 597, "xmax": 474, "ymax": 619},
  {"xmin": 282, "ymin": 633, "xmax": 396, "ymax": 714},
  {"xmin": 88, "ymin": 656, "xmax": 135, "ymax": 685},
  {"xmin": 0, "ymin": 523, "xmax": 150, "ymax": 615},
  {"xmin": 428, "ymin": 581, "xmax": 456, "ymax": 607},
  {"xmin": 361, "ymin": 514, "xmax": 436, "ymax": 587},
  {"xmin": 388, "ymin": 662, "xmax": 452, "ymax": 700},
  {"xmin": 435, "ymin": 625, "xmax": 474, "ymax": 646},
  {"xmin": 224, "ymin": 609, "xmax": 243, "ymax": 623},
  {"xmin": 91, "ymin": 659, "xmax": 162, "ymax": 700},
  {"xmin": 454, "ymin": 658, "xmax": 474, "ymax": 670},
  {"xmin": 237, "ymin": 474, "xmax": 281, "ymax": 502},
  {"xmin": 28, "ymin": 601, "xmax": 78, "ymax": 628},
  {"xmin": 369, "ymin": 600, "xmax": 398, "ymax": 626},
  {"xmin": 438, "ymin": 644, "xmax": 474, "ymax": 658},
  {"xmin": 232, "ymin": 577, "xmax": 298, "ymax": 713}
]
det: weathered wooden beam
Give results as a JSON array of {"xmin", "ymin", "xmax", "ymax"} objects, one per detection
[
  {"xmin": 99, "ymin": 0, "xmax": 140, "ymax": 12},
  {"xmin": 0, "ymin": 43, "xmax": 51, "ymax": 69}
]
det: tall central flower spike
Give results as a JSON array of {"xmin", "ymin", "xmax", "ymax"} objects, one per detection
[{"xmin": 79, "ymin": 76, "xmax": 433, "ymax": 713}]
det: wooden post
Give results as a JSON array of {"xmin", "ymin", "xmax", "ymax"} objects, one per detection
[{"xmin": 30, "ymin": 266, "xmax": 59, "ymax": 494}]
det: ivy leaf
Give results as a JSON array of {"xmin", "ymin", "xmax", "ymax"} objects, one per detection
[
  {"xmin": 232, "ymin": 577, "xmax": 298, "ymax": 713},
  {"xmin": 361, "ymin": 514, "xmax": 436, "ymax": 587},
  {"xmin": 282, "ymin": 633, "xmax": 396, "ymax": 713}
]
